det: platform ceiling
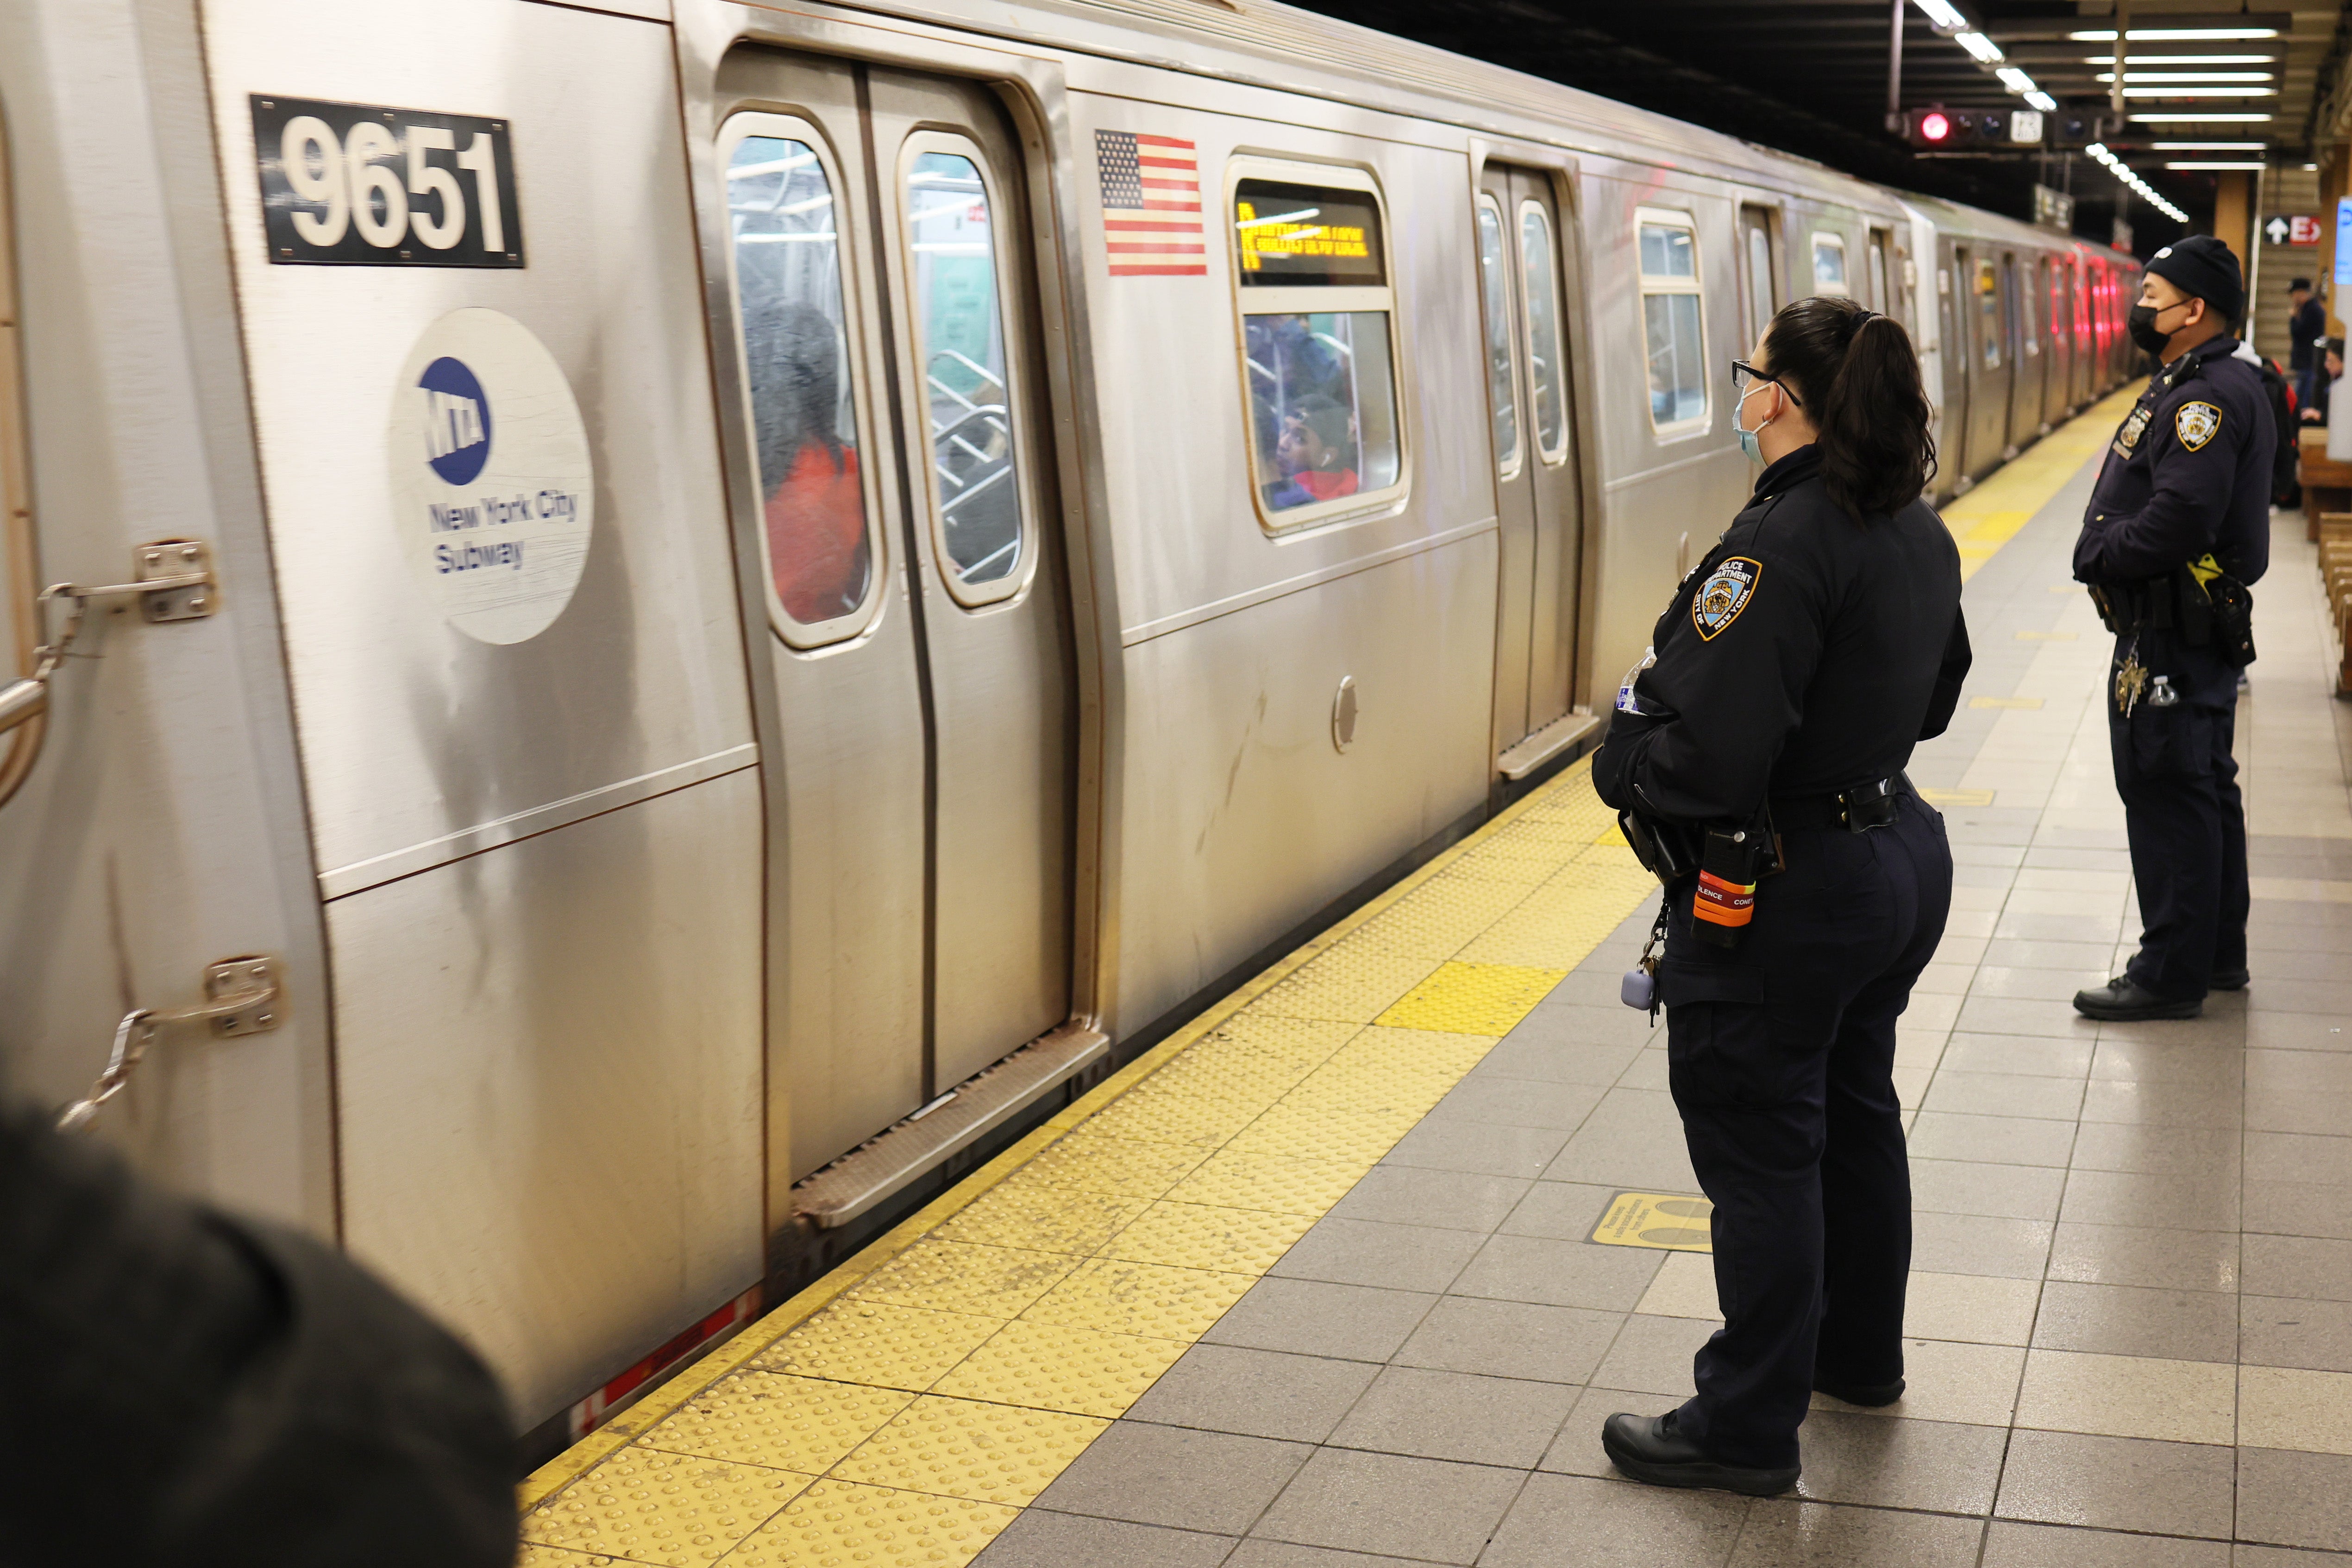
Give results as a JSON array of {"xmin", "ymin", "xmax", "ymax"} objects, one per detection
[{"xmin": 1286, "ymin": 0, "xmax": 2352, "ymax": 254}]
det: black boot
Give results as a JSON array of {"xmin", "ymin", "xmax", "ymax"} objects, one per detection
[
  {"xmin": 2073, "ymin": 975, "xmax": 2202, "ymax": 1021},
  {"xmin": 2210, "ymin": 968, "xmax": 2249, "ymax": 991},
  {"xmin": 1600, "ymin": 1411, "xmax": 1799, "ymax": 1497}
]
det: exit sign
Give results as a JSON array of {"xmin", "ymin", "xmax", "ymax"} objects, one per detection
[{"xmin": 2265, "ymin": 213, "xmax": 2323, "ymax": 246}]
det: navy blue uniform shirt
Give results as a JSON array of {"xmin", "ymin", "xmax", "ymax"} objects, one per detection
[
  {"xmin": 2075, "ymin": 337, "xmax": 2273, "ymax": 587},
  {"xmin": 1595, "ymin": 446, "xmax": 1969, "ymax": 823}
]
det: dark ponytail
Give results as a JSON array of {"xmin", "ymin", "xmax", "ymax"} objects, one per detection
[{"xmin": 1762, "ymin": 295, "xmax": 1937, "ymax": 520}]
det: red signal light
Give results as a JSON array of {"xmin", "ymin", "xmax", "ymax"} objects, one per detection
[{"xmin": 1920, "ymin": 111, "xmax": 1952, "ymax": 143}]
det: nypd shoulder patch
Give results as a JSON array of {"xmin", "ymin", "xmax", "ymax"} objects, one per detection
[
  {"xmin": 2175, "ymin": 400, "xmax": 2223, "ymax": 451},
  {"xmin": 1693, "ymin": 556, "xmax": 1762, "ymax": 641}
]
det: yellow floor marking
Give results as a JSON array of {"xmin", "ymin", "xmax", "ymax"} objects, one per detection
[
  {"xmin": 1591, "ymin": 1191, "xmax": 1717, "ymax": 1253},
  {"xmin": 1918, "ymin": 787, "xmax": 1997, "ymax": 807},
  {"xmin": 1970, "ymin": 695, "xmax": 2045, "ymax": 709},
  {"xmin": 521, "ymin": 759, "xmax": 1656, "ymax": 1565},
  {"xmin": 1939, "ymin": 383, "xmax": 2140, "ymax": 581}
]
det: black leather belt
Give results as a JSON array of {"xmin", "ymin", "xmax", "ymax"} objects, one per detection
[{"xmin": 1770, "ymin": 773, "xmax": 1911, "ymax": 833}]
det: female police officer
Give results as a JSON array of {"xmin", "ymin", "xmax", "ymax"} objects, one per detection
[{"xmin": 1592, "ymin": 295, "xmax": 1970, "ymax": 1495}]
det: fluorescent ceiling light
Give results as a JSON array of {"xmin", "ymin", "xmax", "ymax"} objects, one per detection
[
  {"xmin": 2164, "ymin": 161, "xmax": 2266, "ymax": 170},
  {"xmin": 1996, "ymin": 66, "xmax": 2039, "ymax": 93},
  {"xmin": 2117, "ymin": 87, "xmax": 2277, "ymax": 97},
  {"xmin": 2095, "ymin": 71, "xmax": 2273, "ymax": 83},
  {"xmin": 2025, "ymin": 90, "xmax": 2058, "ymax": 111},
  {"xmin": 2070, "ymin": 27, "xmax": 2279, "ymax": 40},
  {"xmin": 2149, "ymin": 140, "xmax": 2266, "ymax": 149},
  {"xmin": 1955, "ymin": 31, "xmax": 2005, "ymax": 63},
  {"xmin": 1912, "ymin": 0, "xmax": 1969, "ymax": 29},
  {"xmin": 2084, "ymin": 55, "xmax": 2275, "ymax": 64},
  {"xmin": 2129, "ymin": 111, "xmax": 2274, "ymax": 120}
]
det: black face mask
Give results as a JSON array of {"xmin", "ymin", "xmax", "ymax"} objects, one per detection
[{"xmin": 2127, "ymin": 301, "xmax": 2183, "ymax": 357}]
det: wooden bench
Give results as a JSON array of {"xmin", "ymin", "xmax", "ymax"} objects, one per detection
[{"xmin": 2302, "ymin": 456, "xmax": 2352, "ymax": 540}]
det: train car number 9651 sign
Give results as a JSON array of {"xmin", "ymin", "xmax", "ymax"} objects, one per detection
[{"xmin": 250, "ymin": 95, "xmax": 523, "ymax": 268}]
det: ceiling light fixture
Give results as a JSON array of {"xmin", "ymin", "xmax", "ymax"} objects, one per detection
[
  {"xmin": 2025, "ymin": 90, "xmax": 2058, "ymax": 112},
  {"xmin": 1912, "ymin": 0, "xmax": 1970, "ymax": 29},
  {"xmin": 2082, "ymin": 54, "xmax": 2275, "ymax": 65},
  {"xmin": 2162, "ymin": 161, "xmax": 2266, "ymax": 170},
  {"xmin": 2129, "ymin": 111, "xmax": 2274, "ymax": 121},
  {"xmin": 2148, "ymin": 141, "xmax": 2267, "ymax": 149},
  {"xmin": 1954, "ymin": 30, "xmax": 2005, "ymax": 63},
  {"xmin": 2070, "ymin": 26, "xmax": 2279, "ymax": 40}
]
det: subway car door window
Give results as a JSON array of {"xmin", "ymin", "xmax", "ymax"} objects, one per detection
[
  {"xmin": 1476, "ymin": 196, "xmax": 1522, "ymax": 478},
  {"xmin": 901, "ymin": 139, "xmax": 1030, "ymax": 603},
  {"xmin": 1230, "ymin": 168, "xmax": 1403, "ymax": 527},
  {"xmin": 718, "ymin": 117, "xmax": 880, "ymax": 645},
  {"xmin": 1519, "ymin": 201, "xmax": 1568, "ymax": 461},
  {"xmin": 1637, "ymin": 208, "xmax": 1706, "ymax": 435}
]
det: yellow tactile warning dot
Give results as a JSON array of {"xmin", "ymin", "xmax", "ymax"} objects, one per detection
[
  {"xmin": 1099, "ymin": 1198, "xmax": 1319, "ymax": 1274},
  {"xmin": 527, "ymin": 756, "xmax": 1663, "ymax": 1568},
  {"xmin": 638, "ymin": 1371, "xmax": 911, "ymax": 1474},
  {"xmin": 524, "ymin": 1446, "xmax": 809, "ymax": 1565},
  {"xmin": 1017, "ymin": 1132, "xmax": 1206, "ymax": 1198},
  {"xmin": 516, "ymin": 1547, "xmax": 634, "ymax": 1568},
  {"xmin": 933, "ymin": 1184, "xmax": 1153, "ymax": 1255},
  {"xmin": 1022, "ymin": 1255, "xmax": 1258, "ymax": 1340},
  {"xmin": 715, "ymin": 1479, "xmax": 1018, "ymax": 1568},
  {"xmin": 1165, "ymin": 1148, "xmax": 1375, "ymax": 1215},
  {"xmin": 1377, "ymin": 960, "xmax": 1572, "ymax": 1035},
  {"xmin": 845, "ymin": 1240, "xmax": 1075, "ymax": 1320},
  {"xmin": 831, "ymin": 1395, "xmax": 1111, "ymax": 1505},
  {"xmin": 933, "ymin": 1319, "xmax": 1190, "ymax": 1417},
  {"xmin": 749, "ymin": 1301, "xmax": 1003, "ymax": 1392}
]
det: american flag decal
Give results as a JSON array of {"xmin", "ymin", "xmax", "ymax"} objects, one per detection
[{"xmin": 1097, "ymin": 130, "xmax": 1206, "ymax": 277}]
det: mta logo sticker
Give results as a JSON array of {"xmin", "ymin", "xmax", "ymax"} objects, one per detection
[
  {"xmin": 419, "ymin": 356, "xmax": 493, "ymax": 485},
  {"xmin": 2175, "ymin": 400, "xmax": 2222, "ymax": 452},
  {"xmin": 1693, "ymin": 557, "xmax": 1762, "ymax": 641}
]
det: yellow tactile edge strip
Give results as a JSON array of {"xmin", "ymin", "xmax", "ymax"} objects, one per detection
[{"xmin": 515, "ymin": 757, "xmax": 1653, "ymax": 1568}]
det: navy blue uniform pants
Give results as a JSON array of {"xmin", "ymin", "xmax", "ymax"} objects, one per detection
[
  {"xmin": 1655, "ymin": 800, "xmax": 1952, "ymax": 1471},
  {"xmin": 2108, "ymin": 633, "xmax": 2248, "ymax": 1001}
]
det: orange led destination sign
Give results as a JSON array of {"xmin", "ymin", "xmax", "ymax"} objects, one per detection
[{"xmin": 1236, "ymin": 202, "xmax": 1372, "ymax": 270}]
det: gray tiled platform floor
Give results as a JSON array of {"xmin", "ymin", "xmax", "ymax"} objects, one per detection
[{"xmin": 975, "ymin": 481, "xmax": 2352, "ymax": 1563}]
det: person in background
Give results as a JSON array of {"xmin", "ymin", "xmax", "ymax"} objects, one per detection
[
  {"xmin": 748, "ymin": 304, "xmax": 870, "ymax": 626},
  {"xmin": 2288, "ymin": 279, "xmax": 2327, "ymax": 411},
  {"xmin": 0, "ymin": 1104, "xmax": 517, "ymax": 1565},
  {"xmin": 1591, "ymin": 295, "xmax": 1966, "ymax": 1497},
  {"xmin": 2072, "ymin": 237, "xmax": 2272, "ymax": 1022},
  {"xmin": 2302, "ymin": 337, "xmax": 2344, "ymax": 426}
]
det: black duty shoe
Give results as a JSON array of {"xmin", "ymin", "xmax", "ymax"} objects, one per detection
[
  {"xmin": 2211, "ymin": 968, "xmax": 2250, "ymax": 991},
  {"xmin": 1600, "ymin": 1411, "xmax": 1799, "ymax": 1497},
  {"xmin": 2072, "ymin": 976, "xmax": 2202, "ymax": 1022},
  {"xmin": 1813, "ymin": 1372, "xmax": 1905, "ymax": 1407}
]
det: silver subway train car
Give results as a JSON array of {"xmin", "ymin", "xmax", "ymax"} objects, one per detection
[{"xmin": 0, "ymin": 0, "xmax": 2141, "ymax": 1442}]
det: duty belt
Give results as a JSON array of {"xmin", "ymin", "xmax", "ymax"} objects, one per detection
[{"xmin": 1769, "ymin": 773, "xmax": 1911, "ymax": 833}]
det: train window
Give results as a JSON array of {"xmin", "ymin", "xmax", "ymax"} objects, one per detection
[
  {"xmin": 2018, "ymin": 260, "xmax": 2038, "ymax": 357},
  {"xmin": 1868, "ymin": 230, "xmax": 1893, "ymax": 314},
  {"xmin": 1976, "ymin": 259, "xmax": 2001, "ymax": 370},
  {"xmin": 1230, "ymin": 169, "xmax": 1404, "ymax": 526},
  {"xmin": 720, "ymin": 117, "xmax": 880, "ymax": 646},
  {"xmin": 1519, "ymin": 201, "xmax": 1567, "ymax": 462},
  {"xmin": 903, "ymin": 139, "xmax": 1031, "ymax": 603},
  {"xmin": 1810, "ymin": 233, "xmax": 1848, "ymax": 297},
  {"xmin": 1738, "ymin": 206, "xmax": 1776, "ymax": 348},
  {"xmin": 1637, "ymin": 207, "xmax": 1706, "ymax": 433},
  {"xmin": 1476, "ymin": 196, "xmax": 1521, "ymax": 477}
]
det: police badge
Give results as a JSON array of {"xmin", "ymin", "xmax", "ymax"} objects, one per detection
[
  {"xmin": 2112, "ymin": 403, "xmax": 2154, "ymax": 458},
  {"xmin": 1692, "ymin": 557, "xmax": 1762, "ymax": 641},
  {"xmin": 2175, "ymin": 400, "xmax": 2222, "ymax": 451}
]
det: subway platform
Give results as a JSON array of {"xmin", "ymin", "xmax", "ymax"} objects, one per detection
[{"xmin": 516, "ymin": 390, "xmax": 2352, "ymax": 1567}]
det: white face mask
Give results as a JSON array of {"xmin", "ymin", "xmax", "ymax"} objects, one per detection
[{"xmin": 1734, "ymin": 379, "xmax": 1778, "ymax": 465}]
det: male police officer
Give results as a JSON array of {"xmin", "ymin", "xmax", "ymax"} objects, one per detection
[{"xmin": 2073, "ymin": 236, "xmax": 2271, "ymax": 1022}]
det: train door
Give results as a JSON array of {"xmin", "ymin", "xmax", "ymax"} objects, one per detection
[
  {"xmin": 1738, "ymin": 204, "xmax": 1780, "ymax": 349},
  {"xmin": 1942, "ymin": 245, "xmax": 1972, "ymax": 479},
  {"xmin": 1867, "ymin": 227, "xmax": 1894, "ymax": 315},
  {"xmin": 1967, "ymin": 252, "xmax": 2011, "ymax": 478},
  {"xmin": 2042, "ymin": 257, "xmax": 2071, "ymax": 424},
  {"xmin": 1476, "ymin": 164, "xmax": 1583, "ymax": 764},
  {"xmin": 710, "ymin": 50, "xmax": 1077, "ymax": 1219},
  {"xmin": 2005, "ymin": 252, "xmax": 2040, "ymax": 448}
]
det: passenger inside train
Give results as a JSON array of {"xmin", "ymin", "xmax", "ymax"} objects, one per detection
[{"xmin": 1265, "ymin": 393, "xmax": 1361, "ymax": 508}]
